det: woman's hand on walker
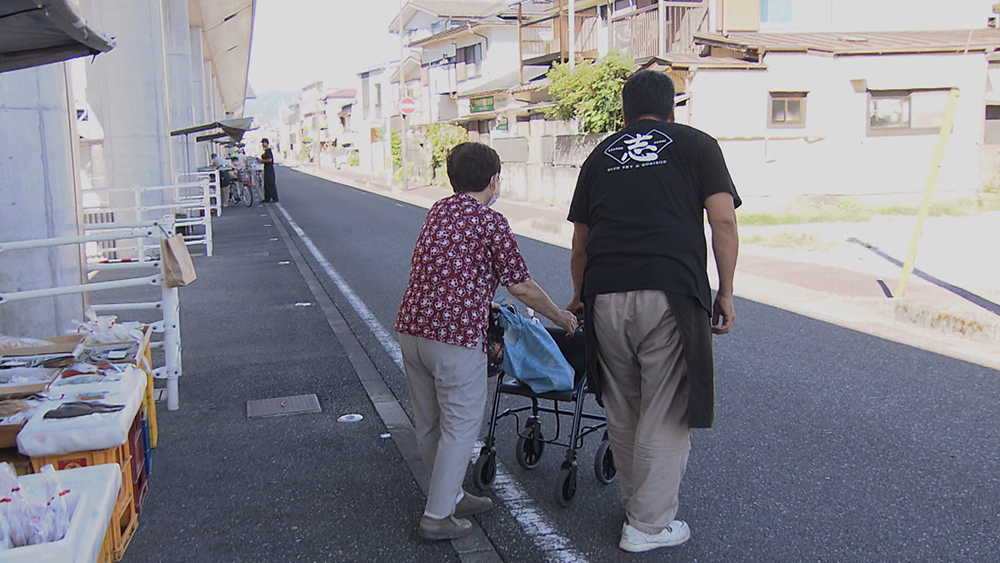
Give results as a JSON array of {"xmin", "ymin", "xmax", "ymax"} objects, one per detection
[{"xmin": 554, "ymin": 309, "xmax": 580, "ymax": 335}]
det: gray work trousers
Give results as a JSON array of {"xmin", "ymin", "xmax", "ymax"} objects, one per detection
[
  {"xmin": 399, "ymin": 333, "xmax": 487, "ymax": 519},
  {"xmin": 592, "ymin": 290, "xmax": 691, "ymax": 535}
]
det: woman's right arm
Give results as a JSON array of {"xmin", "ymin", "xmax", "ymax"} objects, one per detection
[{"xmin": 507, "ymin": 280, "xmax": 579, "ymax": 334}]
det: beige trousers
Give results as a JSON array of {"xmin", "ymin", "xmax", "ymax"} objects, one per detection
[
  {"xmin": 592, "ymin": 290, "xmax": 691, "ymax": 535},
  {"xmin": 399, "ymin": 333, "xmax": 487, "ymax": 519}
]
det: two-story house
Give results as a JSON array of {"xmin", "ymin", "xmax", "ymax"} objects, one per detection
[
  {"xmin": 355, "ymin": 63, "xmax": 397, "ymax": 177},
  {"xmin": 632, "ymin": 0, "xmax": 1000, "ymax": 209},
  {"xmin": 389, "ymin": 1, "xmax": 532, "ymax": 144}
]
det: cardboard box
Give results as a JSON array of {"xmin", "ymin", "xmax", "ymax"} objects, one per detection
[
  {"xmin": 0, "ymin": 422, "xmax": 25, "ymax": 450},
  {"xmin": 0, "ymin": 334, "xmax": 85, "ymax": 358}
]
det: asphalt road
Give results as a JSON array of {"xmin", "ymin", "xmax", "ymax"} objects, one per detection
[{"xmin": 275, "ymin": 167, "xmax": 1000, "ymax": 563}]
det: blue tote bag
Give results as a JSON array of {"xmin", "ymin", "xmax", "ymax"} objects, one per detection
[{"xmin": 495, "ymin": 303, "xmax": 575, "ymax": 393}]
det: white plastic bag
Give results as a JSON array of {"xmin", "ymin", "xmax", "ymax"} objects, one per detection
[
  {"xmin": 39, "ymin": 465, "xmax": 69, "ymax": 542},
  {"xmin": 0, "ymin": 463, "xmax": 12, "ymax": 549},
  {"xmin": 0, "ymin": 463, "xmax": 28, "ymax": 547},
  {"xmin": 0, "ymin": 463, "xmax": 70, "ymax": 547}
]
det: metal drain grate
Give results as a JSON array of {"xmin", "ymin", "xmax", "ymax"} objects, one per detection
[{"xmin": 247, "ymin": 394, "xmax": 322, "ymax": 419}]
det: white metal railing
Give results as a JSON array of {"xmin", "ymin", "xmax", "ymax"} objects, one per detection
[
  {"xmin": 177, "ymin": 170, "xmax": 222, "ymax": 217},
  {"xmin": 0, "ymin": 222, "xmax": 184, "ymax": 411},
  {"xmin": 82, "ymin": 180, "xmax": 214, "ymax": 258}
]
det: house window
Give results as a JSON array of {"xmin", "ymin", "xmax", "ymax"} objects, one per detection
[
  {"xmin": 360, "ymin": 74, "xmax": 371, "ymax": 120},
  {"xmin": 769, "ymin": 92, "xmax": 806, "ymax": 127},
  {"xmin": 456, "ymin": 43, "xmax": 482, "ymax": 80},
  {"xmin": 761, "ymin": 0, "xmax": 791, "ymax": 22},
  {"xmin": 374, "ymin": 83, "xmax": 383, "ymax": 120},
  {"xmin": 869, "ymin": 90, "xmax": 950, "ymax": 134}
]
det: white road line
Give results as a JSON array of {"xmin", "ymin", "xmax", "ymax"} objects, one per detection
[
  {"xmin": 276, "ymin": 204, "xmax": 404, "ymax": 371},
  {"xmin": 276, "ymin": 203, "xmax": 588, "ymax": 563},
  {"xmin": 471, "ymin": 443, "xmax": 589, "ymax": 563}
]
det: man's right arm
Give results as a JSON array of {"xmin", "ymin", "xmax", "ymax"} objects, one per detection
[{"xmin": 705, "ymin": 192, "xmax": 739, "ymax": 334}]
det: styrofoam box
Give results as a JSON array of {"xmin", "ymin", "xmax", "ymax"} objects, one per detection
[{"xmin": 0, "ymin": 464, "xmax": 121, "ymax": 563}]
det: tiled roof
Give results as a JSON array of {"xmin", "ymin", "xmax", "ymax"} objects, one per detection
[
  {"xmin": 324, "ymin": 89, "xmax": 357, "ymax": 99},
  {"xmin": 457, "ymin": 66, "xmax": 549, "ymax": 97},
  {"xmin": 694, "ymin": 29, "xmax": 1000, "ymax": 56},
  {"xmin": 636, "ymin": 54, "xmax": 766, "ymax": 70}
]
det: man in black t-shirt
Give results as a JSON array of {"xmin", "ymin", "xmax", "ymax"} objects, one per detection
[
  {"xmin": 567, "ymin": 70, "xmax": 740, "ymax": 553},
  {"xmin": 260, "ymin": 138, "xmax": 278, "ymax": 203}
]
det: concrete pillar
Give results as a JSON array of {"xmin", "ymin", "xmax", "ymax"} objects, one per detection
[
  {"xmin": 189, "ymin": 27, "xmax": 206, "ymax": 125},
  {"xmin": 162, "ymin": 0, "xmax": 194, "ymax": 179},
  {"xmin": 80, "ymin": 0, "xmax": 173, "ymax": 204},
  {"xmin": 189, "ymin": 26, "xmax": 207, "ymax": 166},
  {"xmin": 0, "ymin": 64, "xmax": 86, "ymax": 337},
  {"xmin": 203, "ymin": 60, "xmax": 213, "ymax": 120}
]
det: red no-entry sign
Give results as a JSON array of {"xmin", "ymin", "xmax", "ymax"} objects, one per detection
[{"xmin": 400, "ymin": 97, "xmax": 416, "ymax": 115}]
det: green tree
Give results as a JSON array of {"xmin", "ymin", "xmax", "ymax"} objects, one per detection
[
  {"xmin": 421, "ymin": 123, "xmax": 468, "ymax": 182},
  {"xmin": 391, "ymin": 130, "xmax": 401, "ymax": 172},
  {"xmin": 546, "ymin": 51, "xmax": 634, "ymax": 133}
]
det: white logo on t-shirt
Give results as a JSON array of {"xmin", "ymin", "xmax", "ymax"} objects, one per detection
[{"xmin": 604, "ymin": 129, "xmax": 673, "ymax": 166}]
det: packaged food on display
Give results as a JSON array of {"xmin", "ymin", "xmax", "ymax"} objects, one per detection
[
  {"xmin": 0, "ymin": 463, "xmax": 70, "ymax": 548},
  {"xmin": 74, "ymin": 314, "xmax": 143, "ymax": 347},
  {"xmin": 53, "ymin": 362, "xmax": 124, "ymax": 387},
  {"xmin": 0, "ymin": 368, "xmax": 60, "ymax": 400},
  {"xmin": 0, "ymin": 338, "xmax": 53, "ymax": 351}
]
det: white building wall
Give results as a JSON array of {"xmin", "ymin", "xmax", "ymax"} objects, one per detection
[
  {"xmin": 761, "ymin": 0, "xmax": 992, "ymax": 32},
  {"xmin": 688, "ymin": 52, "xmax": 988, "ymax": 210}
]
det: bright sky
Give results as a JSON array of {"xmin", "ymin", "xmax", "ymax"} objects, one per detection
[{"xmin": 248, "ymin": 0, "xmax": 401, "ymax": 94}]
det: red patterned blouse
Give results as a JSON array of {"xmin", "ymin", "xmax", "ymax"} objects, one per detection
[{"xmin": 395, "ymin": 193, "xmax": 531, "ymax": 349}]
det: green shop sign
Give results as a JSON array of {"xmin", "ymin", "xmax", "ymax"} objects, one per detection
[{"xmin": 470, "ymin": 96, "xmax": 495, "ymax": 113}]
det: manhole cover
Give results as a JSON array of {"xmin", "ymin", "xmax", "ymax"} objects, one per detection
[{"xmin": 247, "ymin": 394, "xmax": 322, "ymax": 419}]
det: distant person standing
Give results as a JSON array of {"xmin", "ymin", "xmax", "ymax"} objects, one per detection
[{"xmin": 260, "ymin": 138, "xmax": 278, "ymax": 203}]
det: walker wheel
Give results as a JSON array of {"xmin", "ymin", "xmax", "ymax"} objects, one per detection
[
  {"xmin": 473, "ymin": 449, "xmax": 496, "ymax": 490},
  {"xmin": 554, "ymin": 465, "xmax": 578, "ymax": 507},
  {"xmin": 515, "ymin": 421, "xmax": 544, "ymax": 470},
  {"xmin": 594, "ymin": 439, "xmax": 617, "ymax": 485}
]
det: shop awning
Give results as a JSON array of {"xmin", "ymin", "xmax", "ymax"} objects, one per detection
[
  {"xmin": 172, "ymin": 117, "xmax": 255, "ymax": 143},
  {"xmin": 0, "ymin": 0, "xmax": 116, "ymax": 73}
]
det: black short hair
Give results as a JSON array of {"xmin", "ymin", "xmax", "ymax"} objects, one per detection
[
  {"xmin": 622, "ymin": 70, "xmax": 675, "ymax": 124},
  {"xmin": 261, "ymin": 138, "xmax": 269, "ymax": 144},
  {"xmin": 446, "ymin": 142, "xmax": 501, "ymax": 193}
]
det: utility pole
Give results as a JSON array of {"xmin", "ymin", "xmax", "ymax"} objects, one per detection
[
  {"xmin": 398, "ymin": 0, "xmax": 409, "ymax": 192},
  {"xmin": 569, "ymin": 0, "xmax": 576, "ymax": 68}
]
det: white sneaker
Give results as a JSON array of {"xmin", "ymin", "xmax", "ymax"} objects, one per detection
[{"xmin": 619, "ymin": 521, "xmax": 691, "ymax": 552}]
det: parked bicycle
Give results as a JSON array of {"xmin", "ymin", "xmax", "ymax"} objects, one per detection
[{"xmin": 223, "ymin": 167, "xmax": 253, "ymax": 207}]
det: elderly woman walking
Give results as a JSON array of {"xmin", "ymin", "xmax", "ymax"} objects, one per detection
[{"xmin": 396, "ymin": 142, "xmax": 578, "ymax": 540}]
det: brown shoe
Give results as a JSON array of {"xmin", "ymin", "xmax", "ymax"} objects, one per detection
[
  {"xmin": 454, "ymin": 492, "xmax": 493, "ymax": 518},
  {"xmin": 418, "ymin": 515, "xmax": 473, "ymax": 540}
]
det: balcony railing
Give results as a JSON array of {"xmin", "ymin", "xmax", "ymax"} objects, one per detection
[
  {"xmin": 610, "ymin": 4, "xmax": 709, "ymax": 59},
  {"xmin": 520, "ymin": 10, "xmax": 600, "ymax": 65}
]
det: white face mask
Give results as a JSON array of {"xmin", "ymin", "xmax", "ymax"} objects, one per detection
[{"xmin": 487, "ymin": 176, "xmax": 500, "ymax": 207}]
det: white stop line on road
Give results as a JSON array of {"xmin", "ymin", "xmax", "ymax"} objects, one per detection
[{"xmin": 275, "ymin": 204, "xmax": 588, "ymax": 563}]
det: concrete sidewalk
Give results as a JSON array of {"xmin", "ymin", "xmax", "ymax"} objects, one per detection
[
  {"xmin": 118, "ymin": 203, "xmax": 472, "ymax": 562},
  {"xmin": 302, "ymin": 165, "xmax": 1000, "ymax": 371}
]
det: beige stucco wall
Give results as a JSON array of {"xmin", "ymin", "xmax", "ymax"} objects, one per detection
[{"xmin": 686, "ymin": 51, "xmax": 990, "ymax": 211}]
